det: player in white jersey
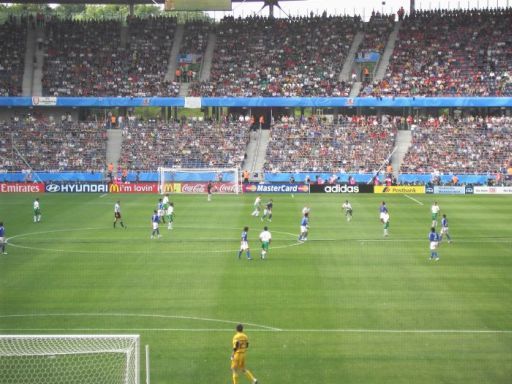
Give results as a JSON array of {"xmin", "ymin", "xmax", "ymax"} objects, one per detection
[
  {"xmin": 431, "ymin": 202, "xmax": 440, "ymax": 227},
  {"xmin": 259, "ymin": 226, "xmax": 272, "ymax": 259},
  {"xmin": 166, "ymin": 202, "xmax": 175, "ymax": 230},
  {"xmin": 251, "ymin": 195, "xmax": 262, "ymax": 217},
  {"xmin": 342, "ymin": 200, "xmax": 352, "ymax": 222},
  {"xmin": 162, "ymin": 194, "xmax": 170, "ymax": 207},
  {"xmin": 113, "ymin": 201, "xmax": 126, "ymax": 229},
  {"xmin": 382, "ymin": 212, "xmax": 390, "ymax": 236},
  {"xmin": 33, "ymin": 198, "xmax": 41, "ymax": 223}
]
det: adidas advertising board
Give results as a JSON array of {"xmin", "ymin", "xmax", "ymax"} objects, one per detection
[{"xmin": 310, "ymin": 184, "xmax": 373, "ymax": 193}]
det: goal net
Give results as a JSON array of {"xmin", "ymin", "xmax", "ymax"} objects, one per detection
[
  {"xmin": 0, "ymin": 335, "xmax": 140, "ymax": 384},
  {"xmin": 158, "ymin": 167, "xmax": 241, "ymax": 194}
]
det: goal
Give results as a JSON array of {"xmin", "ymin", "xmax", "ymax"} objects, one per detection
[
  {"xmin": 0, "ymin": 335, "xmax": 140, "ymax": 384},
  {"xmin": 158, "ymin": 167, "xmax": 241, "ymax": 194}
]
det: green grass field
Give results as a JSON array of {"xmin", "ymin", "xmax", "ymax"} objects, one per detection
[{"xmin": 0, "ymin": 192, "xmax": 511, "ymax": 384}]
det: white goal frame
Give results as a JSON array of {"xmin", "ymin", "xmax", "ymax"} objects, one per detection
[
  {"xmin": 0, "ymin": 334, "xmax": 140, "ymax": 384},
  {"xmin": 158, "ymin": 167, "xmax": 241, "ymax": 194}
]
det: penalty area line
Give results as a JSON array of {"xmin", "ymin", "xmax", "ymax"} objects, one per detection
[{"xmin": 404, "ymin": 194, "xmax": 424, "ymax": 206}]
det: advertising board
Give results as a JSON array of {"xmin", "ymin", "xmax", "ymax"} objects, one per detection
[
  {"xmin": 108, "ymin": 183, "xmax": 159, "ymax": 193},
  {"xmin": 374, "ymin": 186, "xmax": 426, "ymax": 194},
  {"xmin": 309, "ymin": 184, "xmax": 373, "ymax": 193},
  {"xmin": 0, "ymin": 183, "xmax": 45, "ymax": 193},
  {"xmin": 45, "ymin": 183, "xmax": 109, "ymax": 193},
  {"xmin": 181, "ymin": 182, "xmax": 238, "ymax": 194},
  {"xmin": 474, "ymin": 186, "xmax": 512, "ymax": 194},
  {"xmin": 433, "ymin": 186, "xmax": 466, "ymax": 195},
  {"xmin": 242, "ymin": 183, "xmax": 309, "ymax": 194}
]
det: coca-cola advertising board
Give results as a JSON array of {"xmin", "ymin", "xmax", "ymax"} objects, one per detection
[
  {"xmin": 180, "ymin": 182, "xmax": 238, "ymax": 194},
  {"xmin": 0, "ymin": 183, "xmax": 45, "ymax": 193}
]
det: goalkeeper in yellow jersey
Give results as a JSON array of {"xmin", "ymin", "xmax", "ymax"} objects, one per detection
[{"xmin": 231, "ymin": 324, "xmax": 258, "ymax": 384}]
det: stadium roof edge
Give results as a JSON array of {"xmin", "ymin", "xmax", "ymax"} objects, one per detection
[{"xmin": 0, "ymin": 0, "xmax": 301, "ymax": 5}]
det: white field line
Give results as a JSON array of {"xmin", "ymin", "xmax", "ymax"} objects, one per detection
[
  {"xmin": 0, "ymin": 314, "xmax": 510, "ymax": 334},
  {"xmin": 99, "ymin": 193, "xmax": 108, "ymax": 198},
  {"xmin": 404, "ymin": 194, "xmax": 424, "ymax": 205}
]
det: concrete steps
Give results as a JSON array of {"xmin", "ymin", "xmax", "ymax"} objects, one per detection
[
  {"xmin": 374, "ymin": 21, "xmax": 401, "ymax": 81},
  {"xmin": 339, "ymin": 31, "xmax": 364, "ymax": 82},
  {"xmin": 242, "ymin": 129, "xmax": 271, "ymax": 180},
  {"xmin": 391, "ymin": 130, "xmax": 412, "ymax": 178},
  {"xmin": 31, "ymin": 25, "xmax": 45, "ymax": 96},
  {"xmin": 22, "ymin": 25, "xmax": 35, "ymax": 96},
  {"xmin": 200, "ymin": 33, "xmax": 216, "ymax": 82},
  {"xmin": 164, "ymin": 24, "xmax": 185, "ymax": 82},
  {"xmin": 106, "ymin": 129, "xmax": 124, "ymax": 167}
]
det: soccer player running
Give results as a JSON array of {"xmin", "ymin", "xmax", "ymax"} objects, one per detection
[
  {"xmin": 261, "ymin": 199, "xmax": 273, "ymax": 222},
  {"xmin": 429, "ymin": 227, "xmax": 440, "ymax": 261},
  {"xmin": 33, "ymin": 198, "xmax": 41, "ymax": 223},
  {"xmin": 382, "ymin": 211, "xmax": 390, "ymax": 237},
  {"xmin": 379, "ymin": 201, "xmax": 388, "ymax": 223},
  {"xmin": 431, "ymin": 201, "xmax": 440, "ymax": 228},
  {"xmin": 299, "ymin": 212, "xmax": 309, "ymax": 241},
  {"xmin": 342, "ymin": 200, "xmax": 353, "ymax": 222},
  {"xmin": 231, "ymin": 324, "xmax": 258, "ymax": 384},
  {"xmin": 166, "ymin": 202, "xmax": 175, "ymax": 230},
  {"xmin": 238, "ymin": 226, "xmax": 252, "ymax": 260},
  {"xmin": 251, "ymin": 195, "xmax": 262, "ymax": 217},
  {"xmin": 259, "ymin": 226, "xmax": 271, "ymax": 259},
  {"xmin": 0, "ymin": 222, "xmax": 7, "ymax": 255},
  {"xmin": 157, "ymin": 198, "xmax": 166, "ymax": 223},
  {"xmin": 113, "ymin": 201, "xmax": 126, "ymax": 229},
  {"xmin": 440, "ymin": 214, "xmax": 452, "ymax": 243},
  {"xmin": 150, "ymin": 210, "xmax": 161, "ymax": 239}
]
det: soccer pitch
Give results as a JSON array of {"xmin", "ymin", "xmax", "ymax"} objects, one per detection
[{"xmin": 0, "ymin": 192, "xmax": 511, "ymax": 384}]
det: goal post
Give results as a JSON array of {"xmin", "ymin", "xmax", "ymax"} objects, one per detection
[
  {"xmin": 0, "ymin": 335, "xmax": 140, "ymax": 384},
  {"xmin": 158, "ymin": 167, "xmax": 241, "ymax": 194}
]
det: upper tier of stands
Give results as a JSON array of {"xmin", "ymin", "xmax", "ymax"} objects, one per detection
[
  {"xmin": 190, "ymin": 15, "xmax": 358, "ymax": 97},
  {"xmin": 119, "ymin": 120, "xmax": 250, "ymax": 170},
  {"xmin": 0, "ymin": 8, "xmax": 511, "ymax": 97},
  {"xmin": 361, "ymin": 8, "xmax": 512, "ymax": 97},
  {"xmin": 0, "ymin": 119, "xmax": 106, "ymax": 171},
  {"xmin": 43, "ymin": 17, "xmax": 179, "ymax": 97},
  {"xmin": 0, "ymin": 19, "xmax": 27, "ymax": 97},
  {"xmin": 264, "ymin": 115, "xmax": 397, "ymax": 173}
]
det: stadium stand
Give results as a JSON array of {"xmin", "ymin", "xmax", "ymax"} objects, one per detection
[
  {"xmin": 264, "ymin": 115, "xmax": 397, "ymax": 173},
  {"xmin": 357, "ymin": 14, "xmax": 394, "ymax": 59},
  {"xmin": 400, "ymin": 115, "xmax": 512, "ymax": 174},
  {"xmin": 190, "ymin": 15, "xmax": 358, "ymax": 97},
  {"xmin": 361, "ymin": 8, "xmax": 512, "ymax": 97},
  {"xmin": 0, "ymin": 119, "xmax": 107, "ymax": 171},
  {"xmin": 42, "ymin": 17, "xmax": 180, "ymax": 96},
  {"xmin": 0, "ymin": 18, "xmax": 27, "ymax": 97},
  {"xmin": 118, "ymin": 120, "xmax": 250, "ymax": 170}
]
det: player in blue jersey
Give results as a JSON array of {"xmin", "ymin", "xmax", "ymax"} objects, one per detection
[
  {"xmin": 429, "ymin": 227, "xmax": 440, "ymax": 261},
  {"xmin": 379, "ymin": 201, "xmax": 388, "ymax": 223},
  {"xmin": 151, "ymin": 210, "xmax": 161, "ymax": 239},
  {"xmin": 299, "ymin": 213, "xmax": 309, "ymax": 241},
  {"xmin": 0, "ymin": 222, "xmax": 7, "ymax": 255},
  {"xmin": 238, "ymin": 226, "xmax": 252, "ymax": 260},
  {"xmin": 157, "ymin": 199, "xmax": 166, "ymax": 223},
  {"xmin": 440, "ymin": 214, "xmax": 452, "ymax": 243}
]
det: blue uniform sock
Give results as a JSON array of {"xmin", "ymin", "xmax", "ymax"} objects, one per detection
[{"xmin": 247, "ymin": 251, "xmax": 251, "ymax": 259}]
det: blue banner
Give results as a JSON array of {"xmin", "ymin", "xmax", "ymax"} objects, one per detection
[{"xmin": 1, "ymin": 96, "xmax": 511, "ymax": 108}]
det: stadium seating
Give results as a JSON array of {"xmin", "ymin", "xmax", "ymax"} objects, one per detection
[
  {"xmin": 264, "ymin": 115, "xmax": 397, "ymax": 173},
  {"xmin": 118, "ymin": 120, "xmax": 250, "ymax": 170},
  {"xmin": 0, "ymin": 18, "xmax": 26, "ymax": 97},
  {"xmin": 0, "ymin": 120, "xmax": 106, "ymax": 171},
  {"xmin": 43, "ymin": 17, "xmax": 180, "ymax": 96},
  {"xmin": 190, "ymin": 15, "xmax": 358, "ymax": 97},
  {"xmin": 361, "ymin": 8, "xmax": 512, "ymax": 97},
  {"xmin": 400, "ymin": 115, "xmax": 512, "ymax": 174}
]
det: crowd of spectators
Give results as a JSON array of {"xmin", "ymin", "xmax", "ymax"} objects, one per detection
[
  {"xmin": 361, "ymin": 8, "xmax": 512, "ymax": 97},
  {"xmin": 42, "ymin": 17, "xmax": 180, "ymax": 96},
  {"xmin": 401, "ymin": 115, "xmax": 512, "ymax": 174},
  {"xmin": 264, "ymin": 115, "xmax": 397, "ymax": 173},
  {"xmin": 0, "ymin": 118, "xmax": 106, "ymax": 171},
  {"xmin": 357, "ymin": 14, "xmax": 394, "ymax": 59},
  {"xmin": 0, "ymin": 18, "xmax": 27, "ymax": 97},
  {"xmin": 119, "ymin": 119, "xmax": 250, "ymax": 170},
  {"xmin": 190, "ymin": 15, "xmax": 358, "ymax": 97}
]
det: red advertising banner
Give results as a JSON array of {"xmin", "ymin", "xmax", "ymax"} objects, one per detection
[
  {"xmin": 180, "ymin": 182, "xmax": 238, "ymax": 194},
  {"xmin": 0, "ymin": 182, "xmax": 45, "ymax": 193},
  {"xmin": 108, "ymin": 183, "xmax": 159, "ymax": 193}
]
